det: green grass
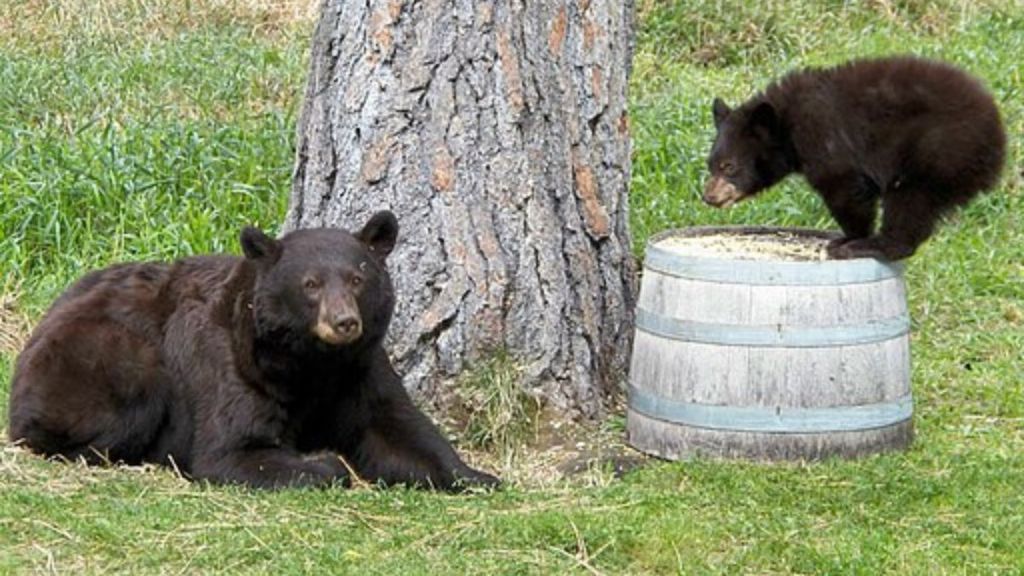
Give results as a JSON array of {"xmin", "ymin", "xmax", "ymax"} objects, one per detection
[
  {"xmin": 0, "ymin": 0, "xmax": 304, "ymax": 307},
  {"xmin": 2, "ymin": 0, "xmax": 1023, "ymax": 572}
]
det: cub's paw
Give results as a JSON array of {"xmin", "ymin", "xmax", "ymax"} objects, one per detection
[
  {"xmin": 827, "ymin": 237, "xmax": 886, "ymax": 260},
  {"xmin": 826, "ymin": 236, "xmax": 853, "ymax": 253}
]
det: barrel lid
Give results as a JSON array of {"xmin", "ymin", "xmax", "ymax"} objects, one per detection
[{"xmin": 645, "ymin": 226, "xmax": 904, "ymax": 286}]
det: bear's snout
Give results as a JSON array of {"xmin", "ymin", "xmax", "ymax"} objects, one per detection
[
  {"xmin": 703, "ymin": 175, "xmax": 746, "ymax": 208},
  {"xmin": 313, "ymin": 291, "xmax": 363, "ymax": 345},
  {"xmin": 332, "ymin": 312, "xmax": 361, "ymax": 338}
]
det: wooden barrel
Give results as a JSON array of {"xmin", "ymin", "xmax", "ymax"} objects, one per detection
[{"xmin": 626, "ymin": 226, "xmax": 913, "ymax": 460}]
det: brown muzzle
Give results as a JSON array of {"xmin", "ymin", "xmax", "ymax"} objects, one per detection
[
  {"xmin": 702, "ymin": 176, "xmax": 747, "ymax": 208},
  {"xmin": 312, "ymin": 291, "xmax": 362, "ymax": 346}
]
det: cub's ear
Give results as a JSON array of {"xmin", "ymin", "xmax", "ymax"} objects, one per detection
[
  {"xmin": 240, "ymin": 227, "xmax": 282, "ymax": 263},
  {"xmin": 749, "ymin": 101, "xmax": 780, "ymax": 139},
  {"xmin": 357, "ymin": 210, "xmax": 399, "ymax": 258},
  {"xmin": 712, "ymin": 98, "xmax": 731, "ymax": 128}
]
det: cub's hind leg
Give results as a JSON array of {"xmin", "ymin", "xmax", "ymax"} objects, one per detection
[{"xmin": 832, "ymin": 182, "xmax": 947, "ymax": 261}]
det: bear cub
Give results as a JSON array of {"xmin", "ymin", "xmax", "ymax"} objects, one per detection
[
  {"xmin": 704, "ymin": 56, "xmax": 1006, "ymax": 260},
  {"xmin": 8, "ymin": 211, "xmax": 499, "ymax": 491}
]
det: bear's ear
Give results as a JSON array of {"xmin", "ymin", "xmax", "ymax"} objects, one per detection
[
  {"xmin": 357, "ymin": 210, "xmax": 399, "ymax": 258},
  {"xmin": 240, "ymin": 227, "xmax": 282, "ymax": 263},
  {"xmin": 712, "ymin": 98, "xmax": 731, "ymax": 128},
  {"xmin": 749, "ymin": 101, "xmax": 780, "ymax": 139}
]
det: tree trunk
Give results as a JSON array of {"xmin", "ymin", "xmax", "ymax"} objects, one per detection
[{"xmin": 286, "ymin": 0, "xmax": 637, "ymax": 418}]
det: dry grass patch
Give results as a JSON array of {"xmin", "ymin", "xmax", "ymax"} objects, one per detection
[
  {"xmin": 0, "ymin": 440, "xmax": 189, "ymax": 496},
  {"xmin": 458, "ymin": 414, "xmax": 648, "ymax": 490},
  {"xmin": 0, "ymin": 290, "xmax": 30, "ymax": 357},
  {"xmin": 0, "ymin": 0, "xmax": 320, "ymax": 49},
  {"xmin": 436, "ymin": 354, "xmax": 648, "ymax": 489}
]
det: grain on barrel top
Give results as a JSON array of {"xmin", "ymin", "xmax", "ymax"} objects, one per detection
[{"xmin": 656, "ymin": 231, "xmax": 830, "ymax": 261}]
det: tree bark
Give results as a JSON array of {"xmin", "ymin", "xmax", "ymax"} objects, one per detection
[{"xmin": 286, "ymin": 0, "xmax": 637, "ymax": 418}]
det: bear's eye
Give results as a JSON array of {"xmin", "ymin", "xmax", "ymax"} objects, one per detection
[
  {"xmin": 350, "ymin": 275, "xmax": 363, "ymax": 288},
  {"xmin": 303, "ymin": 277, "xmax": 322, "ymax": 291},
  {"xmin": 719, "ymin": 161, "xmax": 736, "ymax": 175}
]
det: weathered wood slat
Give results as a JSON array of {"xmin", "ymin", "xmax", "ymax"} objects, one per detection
[{"xmin": 627, "ymin": 226, "xmax": 914, "ymax": 461}]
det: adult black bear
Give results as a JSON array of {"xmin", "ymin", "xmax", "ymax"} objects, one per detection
[
  {"xmin": 704, "ymin": 56, "xmax": 1006, "ymax": 260},
  {"xmin": 8, "ymin": 212, "xmax": 500, "ymax": 491}
]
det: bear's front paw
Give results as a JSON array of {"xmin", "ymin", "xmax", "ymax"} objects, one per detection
[
  {"xmin": 301, "ymin": 452, "xmax": 352, "ymax": 483},
  {"xmin": 451, "ymin": 467, "xmax": 502, "ymax": 492}
]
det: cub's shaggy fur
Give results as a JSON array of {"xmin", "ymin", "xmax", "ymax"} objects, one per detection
[{"xmin": 705, "ymin": 56, "xmax": 1006, "ymax": 260}]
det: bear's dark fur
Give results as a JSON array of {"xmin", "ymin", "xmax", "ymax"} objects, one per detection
[
  {"xmin": 8, "ymin": 212, "xmax": 499, "ymax": 491},
  {"xmin": 704, "ymin": 56, "xmax": 1006, "ymax": 260}
]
